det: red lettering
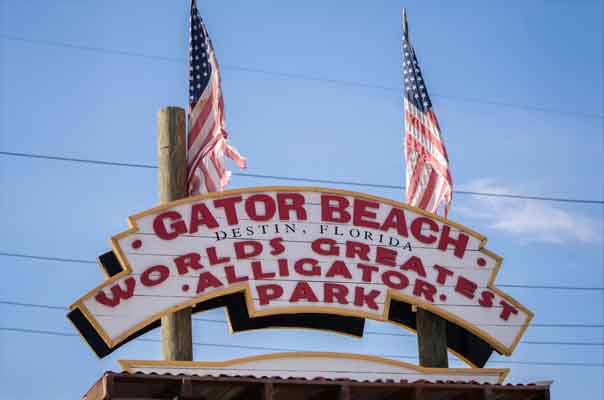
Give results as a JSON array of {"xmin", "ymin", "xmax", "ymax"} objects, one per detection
[
  {"xmin": 153, "ymin": 211, "xmax": 187, "ymax": 240},
  {"xmin": 324, "ymin": 283, "xmax": 349, "ymax": 305},
  {"xmin": 189, "ymin": 203, "xmax": 219, "ymax": 233},
  {"xmin": 352, "ymin": 199, "xmax": 380, "ymax": 229},
  {"xmin": 140, "ymin": 265, "xmax": 170, "ymax": 287},
  {"xmin": 224, "ymin": 266, "xmax": 249, "ymax": 284},
  {"xmin": 438, "ymin": 226, "xmax": 469, "ymax": 258},
  {"xmin": 375, "ymin": 246, "xmax": 397, "ymax": 267},
  {"xmin": 321, "ymin": 195, "xmax": 351, "ymax": 223},
  {"xmin": 206, "ymin": 247, "xmax": 230, "ymax": 265},
  {"xmin": 479, "ymin": 290, "xmax": 495, "ymax": 308},
  {"xmin": 294, "ymin": 258, "xmax": 321, "ymax": 276},
  {"xmin": 174, "ymin": 253, "xmax": 203, "ymax": 275},
  {"xmin": 354, "ymin": 287, "xmax": 380, "ymax": 310},
  {"xmin": 381, "ymin": 270, "xmax": 410, "ymax": 290},
  {"xmin": 400, "ymin": 256, "xmax": 427, "ymax": 277},
  {"xmin": 499, "ymin": 300, "xmax": 519, "ymax": 321},
  {"xmin": 252, "ymin": 261, "xmax": 276, "ymax": 280},
  {"xmin": 94, "ymin": 278, "xmax": 136, "ymax": 307},
  {"xmin": 380, "ymin": 207, "xmax": 409, "ymax": 237},
  {"xmin": 277, "ymin": 193, "xmax": 307, "ymax": 221},
  {"xmin": 257, "ymin": 284, "xmax": 284, "ymax": 305},
  {"xmin": 455, "ymin": 276, "xmax": 477, "ymax": 299},
  {"xmin": 345, "ymin": 241, "xmax": 370, "ymax": 261},
  {"xmin": 234, "ymin": 240, "xmax": 263, "ymax": 259},
  {"xmin": 277, "ymin": 259, "xmax": 290, "ymax": 277},
  {"xmin": 311, "ymin": 238, "xmax": 339, "ymax": 256},
  {"xmin": 213, "ymin": 196, "xmax": 242, "ymax": 225},
  {"xmin": 195, "ymin": 271, "xmax": 223, "ymax": 293},
  {"xmin": 289, "ymin": 282, "xmax": 319, "ymax": 303},
  {"xmin": 413, "ymin": 279, "xmax": 436, "ymax": 302},
  {"xmin": 410, "ymin": 217, "xmax": 439, "ymax": 244},
  {"xmin": 433, "ymin": 264, "xmax": 454, "ymax": 285},
  {"xmin": 325, "ymin": 260, "xmax": 353, "ymax": 279},
  {"xmin": 269, "ymin": 237, "xmax": 286, "ymax": 255},
  {"xmin": 245, "ymin": 194, "xmax": 276, "ymax": 221},
  {"xmin": 357, "ymin": 263, "xmax": 379, "ymax": 282}
]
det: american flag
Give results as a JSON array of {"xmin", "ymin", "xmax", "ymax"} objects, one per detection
[
  {"xmin": 402, "ymin": 10, "xmax": 452, "ymax": 216},
  {"xmin": 187, "ymin": 0, "xmax": 246, "ymax": 195}
]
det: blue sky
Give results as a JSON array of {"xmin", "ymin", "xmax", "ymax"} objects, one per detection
[{"xmin": 1, "ymin": 0, "xmax": 602, "ymax": 398}]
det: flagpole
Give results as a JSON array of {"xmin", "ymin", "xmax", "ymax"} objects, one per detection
[
  {"xmin": 401, "ymin": 8, "xmax": 409, "ymax": 41},
  {"xmin": 401, "ymin": 9, "xmax": 449, "ymax": 369},
  {"xmin": 158, "ymin": 106, "xmax": 193, "ymax": 361}
]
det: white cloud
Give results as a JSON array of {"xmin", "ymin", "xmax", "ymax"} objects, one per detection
[{"xmin": 454, "ymin": 178, "xmax": 602, "ymax": 244}]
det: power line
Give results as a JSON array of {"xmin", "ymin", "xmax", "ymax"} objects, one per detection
[
  {"xmin": 1, "ymin": 34, "xmax": 602, "ymax": 120},
  {"xmin": 489, "ymin": 284, "xmax": 604, "ymax": 291},
  {"xmin": 2, "ymin": 150, "xmax": 603, "ymax": 205},
  {"xmin": 2, "ymin": 251, "xmax": 604, "ymax": 293},
  {"xmin": 0, "ymin": 151, "xmax": 156, "ymax": 170},
  {"xmin": 0, "ymin": 34, "xmax": 182, "ymax": 64},
  {"xmin": 362, "ymin": 330, "xmax": 604, "ymax": 346},
  {"xmin": 0, "ymin": 301, "xmax": 66, "ymax": 311},
  {"xmin": 1, "ymin": 326, "xmax": 602, "ymax": 367},
  {"xmin": 3, "ymin": 300, "xmax": 604, "ymax": 332},
  {"xmin": 0, "ymin": 251, "xmax": 97, "ymax": 265},
  {"xmin": 1, "ymin": 327, "xmax": 79, "ymax": 338}
]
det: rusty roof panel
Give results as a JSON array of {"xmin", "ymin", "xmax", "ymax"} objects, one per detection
[{"xmin": 82, "ymin": 372, "xmax": 551, "ymax": 400}]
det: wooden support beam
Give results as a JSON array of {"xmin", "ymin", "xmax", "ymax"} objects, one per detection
[
  {"xmin": 220, "ymin": 385, "xmax": 261, "ymax": 400},
  {"xmin": 482, "ymin": 388, "xmax": 495, "ymax": 400},
  {"xmin": 104, "ymin": 373, "xmax": 115, "ymax": 399},
  {"xmin": 338, "ymin": 385, "xmax": 351, "ymax": 400},
  {"xmin": 158, "ymin": 106, "xmax": 193, "ymax": 361},
  {"xmin": 416, "ymin": 308, "xmax": 448, "ymax": 368},
  {"xmin": 179, "ymin": 377, "xmax": 195, "ymax": 400},
  {"xmin": 413, "ymin": 387, "xmax": 424, "ymax": 400},
  {"xmin": 263, "ymin": 383, "xmax": 274, "ymax": 400}
]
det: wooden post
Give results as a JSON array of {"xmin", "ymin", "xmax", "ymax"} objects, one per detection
[
  {"xmin": 158, "ymin": 106, "xmax": 193, "ymax": 361},
  {"xmin": 263, "ymin": 383, "xmax": 274, "ymax": 400},
  {"xmin": 416, "ymin": 308, "xmax": 448, "ymax": 367},
  {"xmin": 338, "ymin": 385, "xmax": 351, "ymax": 400}
]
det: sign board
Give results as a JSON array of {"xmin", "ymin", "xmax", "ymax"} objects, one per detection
[{"xmin": 69, "ymin": 187, "xmax": 532, "ymax": 364}]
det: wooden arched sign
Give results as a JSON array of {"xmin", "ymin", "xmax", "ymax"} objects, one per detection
[{"xmin": 68, "ymin": 187, "xmax": 532, "ymax": 366}]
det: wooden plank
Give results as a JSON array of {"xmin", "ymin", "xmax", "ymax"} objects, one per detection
[
  {"xmin": 104, "ymin": 373, "xmax": 114, "ymax": 399},
  {"xmin": 263, "ymin": 383, "xmax": 274, "ymax": 400},
  {"xmin": 157, "ymin": 106, "xmax": 193, "ymax": 361},
  {"xmin": 339, "ymin": 385, "xmax": 351, "ymax": 400},
  {"xmin": 416, "ymin": 308, "xmax": 448, "ymax": 368},
  {"xmin": 482, "ymin": 388, "xmax": 495, "ymax": 400},
  {"xmin": 180, "ymin": 377, "xmax": 195, "ymax": 400}
]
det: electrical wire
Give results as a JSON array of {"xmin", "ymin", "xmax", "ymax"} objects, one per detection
[
  {"xmin": 2, "ymin": 251, "xmax": 604, "ymax": 292},
  {"xmin": 1, "ymin": 34, "xmax": 602, "ymax": 120},
  {"xmin": 2, "ymin": 300, "xmax": 603, "ymax": 335},
  {"xmin": 2, "ymin": 150, "xmax": 602, "ymax": 205},
  {"xmin": 1, "ymin": 326, "xmax": 602, "ymax": 367},
  {"xmin": 0, "ymin": 251, "xmax": 97, "ymax": 265}
]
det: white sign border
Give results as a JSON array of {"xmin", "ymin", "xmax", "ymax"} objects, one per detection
[{"xmin": 119, "ymin": 352, "xmax": 509, "ymax": 384}]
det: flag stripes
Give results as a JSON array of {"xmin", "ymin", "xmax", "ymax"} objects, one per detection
[
  {"xmin": 402, "ymin": 11, "xmax": 452, "ymax": 216},
  {"xmin": 187, "ymin": 0, "xmax": 245, "ymax": 196}
]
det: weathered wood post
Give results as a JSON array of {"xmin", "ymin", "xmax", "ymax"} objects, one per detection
[
  {"xmin": 416, "ymin": 309, "xmax": 448, "ymax": 367},
  {"xmin": 158, "ymin": 106, "xmax": 193, "ymax": 361}
]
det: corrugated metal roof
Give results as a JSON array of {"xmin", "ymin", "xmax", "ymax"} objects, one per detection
[{"xmin": 83, "ymin": 371, "xmax": 551, "ymax": 400}]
